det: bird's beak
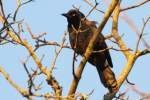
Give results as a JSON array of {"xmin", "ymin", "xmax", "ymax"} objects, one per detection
[{"xmin": 61, "ymin": 13, "xmax": 68, "ymax": 18}]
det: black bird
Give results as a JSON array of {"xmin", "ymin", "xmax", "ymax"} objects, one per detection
[{"xmin": 62, "ymin": 9, "xmax": 118, "ymax": 93}]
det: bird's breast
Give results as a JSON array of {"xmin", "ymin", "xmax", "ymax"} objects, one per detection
[{"xmin": 68, "ymin": 26, "xmax": 92, "ymax": 55}]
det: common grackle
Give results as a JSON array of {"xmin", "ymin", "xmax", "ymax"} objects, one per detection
[{"xmin": 62, "ymin": 9, "xmax": 118, "ymax": 93}]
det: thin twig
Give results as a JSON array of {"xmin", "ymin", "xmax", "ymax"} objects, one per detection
[
  {"xmin": 36, "ymin": 39, "xmax": 70, "ymax": 49},
  {"xmin": 0, "ymin": 66, "xmax": 29, "ymax": 97},
  {"xmin": 49, "ymin": 32, "xmax": 66, "ymax": 73},
  {"xmin": 93, "ymin": 46, "xmax": 132, "ymax": 53},
  {"xmin": 83, "ymin": 0, "xmax": 105, "ymax": 14},
  {"xmin": 22, "ymin": 62, "xmax": 33, "ymax": 95},
  {"xmin": 13, "ymin": 0, "xmax": 34, "ymax": 21},
  {"xmin": 135, "ymin": 17, "xmax": 150, "ymax": 53},
  {"xmin": 120, "ymin": 0, "xmax": 150, "ymax": 12},
  {"xmin": 26, "ymin": 23, "xmax": 47, "ymax": 39},
  {"xmin": 126, "ymin": 78, "xmax": 135, "ymax": 85},
  {"xmin": 85, "ymin": 0, "xmax": 99, "ymax": 18}
]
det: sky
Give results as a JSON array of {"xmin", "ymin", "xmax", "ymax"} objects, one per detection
[{"xmin": 0, "ymin": 0, "xmax": 150, "ymax": 100}]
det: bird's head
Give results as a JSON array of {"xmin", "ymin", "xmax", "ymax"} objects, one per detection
[{"xmin": 62, "ymin": 9, "xmax": 85, "ymax": 29}]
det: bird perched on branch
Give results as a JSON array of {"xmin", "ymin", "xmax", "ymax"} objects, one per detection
[{"xmin": 62, "ymin": 9, "xmax": 118, "ymax": 93}]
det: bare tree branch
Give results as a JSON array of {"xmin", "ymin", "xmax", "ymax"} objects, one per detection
[
  {"xmin": 135, "ymin": 16, "xmax": 150, "ymax": 53},
  {"xmin": 13, "ymin": 0, "xmax": 34, "ymax": 21},
  {"xmin": 35, "ymin": 38, "xmax": 70, "ymax": 49},
  {"xmin": 83, "ymin": 0, "xmax": 105, "ymax": 14},
  {"xmin": 0, "ymin": 66, "xmax": 30, "ymax": 98},
  {"xmin": 120, "ymin": 0, "xmax": 150, "ymax": 12},
  {"xmin": 48, "ymin": 32, "xmax": 66, "ymax": 73},
  {"xmin": 26, "ymin": 23, "xmax": 47, "ymax": 39}
]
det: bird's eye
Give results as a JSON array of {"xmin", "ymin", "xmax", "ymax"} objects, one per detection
[{"xmin": 72, "ymin": 13, "xmax": 76, "ymax": 16}]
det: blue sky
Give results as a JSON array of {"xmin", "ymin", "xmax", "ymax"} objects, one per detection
[{"xmin": 0, "ymin": 0, "xmax": 150, "ymax": 100}]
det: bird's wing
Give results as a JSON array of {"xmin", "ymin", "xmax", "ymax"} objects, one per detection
[
  {"xmin": 105, "ymin": 48, "xmax": 113, "ymax": 68},
  {"xmin": 103, "ymin": 42, "xmax": 113, "ymax": 68},
  {"xmin": 83, "ymin": 19, "xmax": 113, "ymax": 68},
  {"xmin": 95, "ymin": 34, "xmax": 114, "ymax": 68}
]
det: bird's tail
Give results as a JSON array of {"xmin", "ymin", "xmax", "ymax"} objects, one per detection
[{"xmin": 96, "ymin": 65, "xmax": 118, "ymax": 93}]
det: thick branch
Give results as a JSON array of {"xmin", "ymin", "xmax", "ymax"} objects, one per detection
[
  {"xmin": 117, "ymin": 55, "xmax": 136, "ymax": 88},
  {"xmin": 113, "ymin": 3, "xmax": 150, "ymax": 99},
  {"xmin": 112, "ymin": 2, "xmax": 131, "ymax": 59},
  {"xmin": 22, "ymin": 41, "xmax": 47, "ymax": 75},
  {"xmin": 104, "ymin": 2, "xmax": 136, "ymax": 99},
  {"xmin": 7, "ymin": 29, "xmax": 62, "ymax": 98},
  {"xmin": 22, "ymin": 41, "xmax": 62, "ymax": 98}
]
